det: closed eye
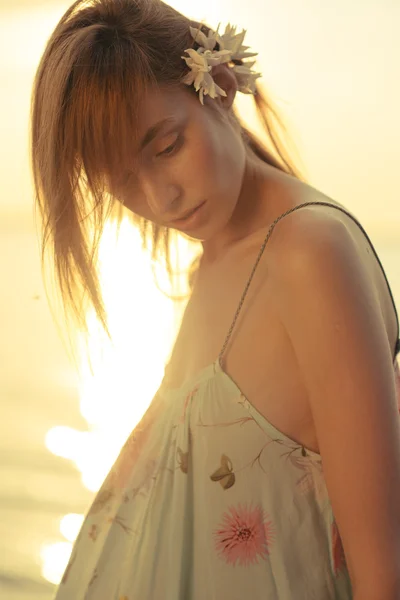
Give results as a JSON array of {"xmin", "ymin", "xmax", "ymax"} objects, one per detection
[{"xmin": 157, "ymin": 134, "xmax": 184, "ymax": 158}]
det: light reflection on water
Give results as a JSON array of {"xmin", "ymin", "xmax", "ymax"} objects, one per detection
[
  {"xmin": 39, "ymin": 218, "xmax": 193, "ymax": 585},
  {"xmin": 40, "ymin": 542, "xmax": 73, "ymax": 586}
]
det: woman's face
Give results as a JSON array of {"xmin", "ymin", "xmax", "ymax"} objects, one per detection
[{"xmin": 114, "ymin": 84, "xmax": 246, "ymax": 241}]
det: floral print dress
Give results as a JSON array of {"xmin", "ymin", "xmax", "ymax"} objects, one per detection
[{"xmin": 54, "ymin": 202, "xmax": 400, "ymax": 600}]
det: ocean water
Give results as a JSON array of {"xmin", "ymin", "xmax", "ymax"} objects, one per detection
[{"xmin": 1, "ymin": 240, "xmax": 399, "ymax": 600}]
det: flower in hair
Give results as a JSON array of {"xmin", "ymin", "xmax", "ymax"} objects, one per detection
[{"xmin": 181, "ymin": 23, "xmax": 262, "ymax": 104}]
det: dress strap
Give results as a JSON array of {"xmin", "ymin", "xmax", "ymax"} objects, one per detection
[{"xmin": 218, "ymin": 200, "xmax": 400, "ymax": 366}]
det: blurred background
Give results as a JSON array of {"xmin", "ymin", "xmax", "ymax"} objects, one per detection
[{"xmin": 0, "ymin": 0, "xmax": 399, "ymax": 598}]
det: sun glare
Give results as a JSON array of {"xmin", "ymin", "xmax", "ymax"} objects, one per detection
[{"xmin": 40, "ymin": 214, "xmax": 196, "ymax": 584}]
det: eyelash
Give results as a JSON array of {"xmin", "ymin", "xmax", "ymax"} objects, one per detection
[{"xmin": 157, "ymin": 134, "xmax": 183, "ymax": 158}]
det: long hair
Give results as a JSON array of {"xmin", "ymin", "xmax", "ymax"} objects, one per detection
[{"xmin": 30, "ymin": 0, "xmax": 306, "ymax": 365}]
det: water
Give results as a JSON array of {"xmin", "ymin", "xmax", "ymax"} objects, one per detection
[{"xmin": 1, "ymin": 240, "xmax": 399, "ymax": 600}]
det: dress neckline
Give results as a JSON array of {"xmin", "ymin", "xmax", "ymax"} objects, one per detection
[
  {"xmin": 159, "ymin": 352, "xmax": 400, "ymax": 464},
  {"xmin": 160, "ymin": 356, "xmax": 323, "ymax": 460},
  {"xmin": 160, "ymin": 357, "xmax": 222, "ymax": 395}
]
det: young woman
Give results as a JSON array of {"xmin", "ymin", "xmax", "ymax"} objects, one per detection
[{"xmin": 30, "ymin": 0, "xmax": 400, "ymax": 598}]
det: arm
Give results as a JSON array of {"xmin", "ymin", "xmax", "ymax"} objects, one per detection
[{"xmin": 269, "ymin": 211, "xmax": 400, "ymax": 598}]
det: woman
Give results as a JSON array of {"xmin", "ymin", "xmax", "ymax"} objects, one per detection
[{"xmin": 30, "ymin": 0, "xmax": 400, "ymax": 598}]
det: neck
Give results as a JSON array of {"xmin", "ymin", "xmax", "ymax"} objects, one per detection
[{"xmin": 200, "ymin": 153, "xmax": 277, "ymax": 265}]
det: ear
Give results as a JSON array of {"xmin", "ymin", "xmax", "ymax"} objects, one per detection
[{"xmin": 211, "ymin": 64, "xmax": 238, "ymax": 109}]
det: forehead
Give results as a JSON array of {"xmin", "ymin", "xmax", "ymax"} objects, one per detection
[{"xmin": 136, "ymin": 85, "xmax": 193, "ymax": 133}]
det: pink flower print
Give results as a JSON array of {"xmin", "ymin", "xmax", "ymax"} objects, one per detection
[
  {"xmin": 110, "ymin": 405, "xmax": 160, "ymax": 491},
  {"xmin": 88, "ymin": 524, "xmax": 98, "ymax": 541},
  {"xmin": 110, "ymin": 428, "xmax": 150, "ymax": 491},
  {"xmin": 88, "ymin": 488, "xmax": 114, "ymax": 516},
  {"xmin": 331, "ymin": 519, "xmax": 346, "ymax": 575},
  {"xmin": 214, "ymin": 503, "xmax": 275, "ymax": 566},
  {"xmin": 179, "ymin": 385, "xmax": 199, "ymax": 423},
  {"xmin": 177, "ymin": 447, "xmax": 189, "ymax": 474}
]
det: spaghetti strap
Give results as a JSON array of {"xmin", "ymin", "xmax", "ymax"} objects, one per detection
[{"xmin": 218, "ymin": 200, "xmax": 400, "ymax": 366}]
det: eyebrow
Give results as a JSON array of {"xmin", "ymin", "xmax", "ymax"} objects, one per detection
[{"xmin": 139, "ymin": 117, "xmax": 177, "ymax": 150}]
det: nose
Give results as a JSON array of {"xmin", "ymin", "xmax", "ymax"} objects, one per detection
[{"xmin": 143, "ymin": 174, "xmax": 182, "ymax": 218}]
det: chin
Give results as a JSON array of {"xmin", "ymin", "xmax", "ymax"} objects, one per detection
[{"xmin": 179, "ymin": 230, "xmax": 207, "ymax": 242}]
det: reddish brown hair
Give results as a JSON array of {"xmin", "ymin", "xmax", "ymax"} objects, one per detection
[{"xmin": 30, "ymin": 0, "xmax": 305, "ymax": 362}]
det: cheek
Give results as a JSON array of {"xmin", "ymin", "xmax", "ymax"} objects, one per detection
[
  {"xmin": 188, "ymin": 122, "xmax": 237, "ymax": 194},
  {"xmin": 118, "ymin": 184, "xmax": 155, "ymax": 221}
]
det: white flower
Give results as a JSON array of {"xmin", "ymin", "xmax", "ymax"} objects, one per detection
[
  {"xmin": 181, "ymin": 22, "xmax": 262, "ymax": 104},
  {"xmin": 188, "ymin": 26, "xmax": 218, "ymax": 51},
  {"xmin": 181, "ymin": 47, "xmax": 232, "ymax": 104},
  {"xmin": 232, "ymin": 63, "xmax": 262, "ymax": 94}
]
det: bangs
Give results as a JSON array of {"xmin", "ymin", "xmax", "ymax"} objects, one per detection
[{"xmin": 64, "ymin": 32, "xmax": 157, "ymax": 197}]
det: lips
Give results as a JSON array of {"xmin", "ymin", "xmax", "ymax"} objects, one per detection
[{"xmin": 172, "ymin": 202, "xmax": 205, "ymax": 223}]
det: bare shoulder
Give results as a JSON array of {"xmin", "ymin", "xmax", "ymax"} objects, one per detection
[
  {"xmin": 265, "ymin": 185, "xmax": 398, "ymax": 360},
  {"xmin": 259, "ymin": 175, "xmax": 382, "ymax": 289},
  {"xmin": 266, "ymin": 193, "xmax": 362, "ymax": 274}
]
